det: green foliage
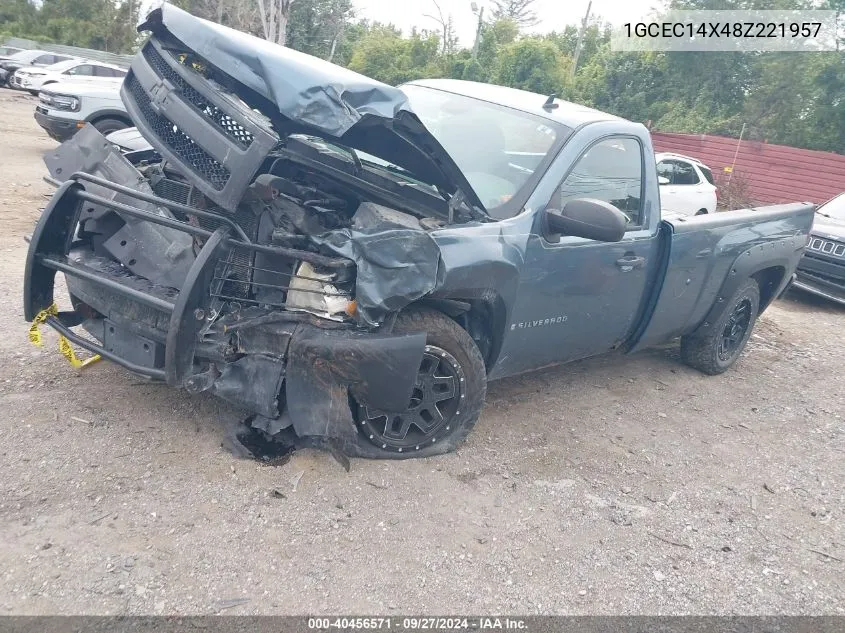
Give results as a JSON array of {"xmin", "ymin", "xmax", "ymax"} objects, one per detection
[
  {"xmin": 489, "ymin": 0, "xmax": 538, "ymax": 28},
  {"xmin": 492, "ymin": 38, "xmax": 568, "ymax": 94},
  {"xmin": 286, "ymin": 0, "xmax": 352, "ymax": 61},
  {"xmin": 0, "ymin": 0, "xmax": 137, "ymax": 52},
  {"xmin": 347, "ymin": 25, "xmax": 443, "ymax": 85},
  {"xmin": 0, "ymin": 0, "xmax": 841, "ymax": 154}
]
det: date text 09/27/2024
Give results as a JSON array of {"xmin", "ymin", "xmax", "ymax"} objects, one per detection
[{"xmin": 307, "ymin": 617, "xmax": 528, "ymax": 630}]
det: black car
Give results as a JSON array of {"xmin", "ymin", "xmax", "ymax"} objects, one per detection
[{"xmin": 794, "ymin": 193, "xmax": 845, "ymax": 306}]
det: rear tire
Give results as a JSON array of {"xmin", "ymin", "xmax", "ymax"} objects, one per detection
[
  {"xmin": 680, "ymin": 278, "xmax": 760, "ymax": 375},
  {"xmin": 92, "ymin": 118, "xmax": 129, "ymax": 136},
  {"xmin": 351, "ymin": 307, "xmax": 487, "ymax": 459},
  {"xmin": 695, "ymin": 208, "xmax": 708, "ymax": 216}
]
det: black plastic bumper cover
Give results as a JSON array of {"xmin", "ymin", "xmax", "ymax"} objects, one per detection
[{"xmin": 285, "ymin": 327, "xmax": 425, "ymax": 443}]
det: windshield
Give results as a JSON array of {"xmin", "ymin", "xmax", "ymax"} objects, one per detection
[
  {"xmin": 8, "ymin": 50, "xmax": 43, "ymax": 62},
  {"xmin": 402, "ymin": 85, "xmax": 565, "ymax": 217},
  {"xmin": 817, "ymin": 193, "xmax": 845, "ymax": 221}
]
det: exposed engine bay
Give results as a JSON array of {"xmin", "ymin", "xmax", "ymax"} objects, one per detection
[
  {"xmin": 39, "ymin": 125, "xmax": 443, "ymax": 456},
  {"xmin": 25, "ymin": 3, "xmax": 502, "ymax": 460}
]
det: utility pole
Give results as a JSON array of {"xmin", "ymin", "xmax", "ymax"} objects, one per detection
[
  {"xmin": 726, "ymin": 122, "xmax": 746, "ymax": 189},
  {"xmin": 471, "ymin": 2, "xmax": 484, "ymax": 59},
  {"xmin": 569, "ymin": 0, "xmax": 592, "ymax": 80}
]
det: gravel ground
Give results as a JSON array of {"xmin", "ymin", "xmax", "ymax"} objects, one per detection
[{"xmin": 0, "ymin": 88, "xmax": 843, "ymax": 616}]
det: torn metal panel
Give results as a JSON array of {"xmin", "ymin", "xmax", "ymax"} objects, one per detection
[
  {"xmin": 210, "ymin": 354, "xmax": 286, "ymax": 419},
  {"xmin": 44, "ymin": 125, "xmax": 195, "ymax": 289},
  {"xmin": 285, "ymin": 326, "xmax": 426, "ymax": 441},
  {"xmin": 303, "ymin": 228, "xmax": 443, "ymax": 327}
]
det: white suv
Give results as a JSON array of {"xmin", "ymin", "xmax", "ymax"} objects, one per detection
[
  {"xmin": 13, "ymin": 59, "xmax": 126, "ymax": 94},
  {"xmin": 34, "ymin": 81, "xmax": 131, "ymax": 142},
  {"xmin": 656, "ymin": 152, "xmax": 718, "ymax": 217}
]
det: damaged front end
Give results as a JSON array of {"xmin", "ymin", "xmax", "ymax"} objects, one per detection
[{"xmin": 24, "ymin": 6, "xmax": 486, "ymax": 456}]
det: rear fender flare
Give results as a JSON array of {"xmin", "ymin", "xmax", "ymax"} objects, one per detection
[{"xmin": 694, "ymin": 237, "xmax": 802, "ymax": 336}]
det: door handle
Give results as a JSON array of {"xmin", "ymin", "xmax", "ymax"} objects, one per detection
[{"xmin": 616, "ymin": 255, "xmax": 645, "ymax": 271}]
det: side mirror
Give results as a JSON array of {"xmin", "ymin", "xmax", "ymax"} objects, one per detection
[
  {"xmin": 658, "ymin": 176, "xmax": 670, "ymax": 185},
  {"xmin": 545, "ymin": 199, "xmax": 628, "ymax": 242}
]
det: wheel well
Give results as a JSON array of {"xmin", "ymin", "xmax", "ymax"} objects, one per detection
[
  {"xmin": 89, "ymin": 113, "xmax": 132, "ymax": 127},
  {"xmin": 413, "ymin": 294, "xmax": 507, "ymax": 372},
  {"xmin": 752, "ymin": 266, "xmax": 786, "ymax": 312}
]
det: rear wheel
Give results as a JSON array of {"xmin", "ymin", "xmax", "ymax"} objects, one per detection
[
  {"xmin": 92, "ymin": 118, "xmax": 129, "ymax": 136},
  {"xmin": 695, "ymin": 208, "xmax": 708, "ymax": 216},
  {"xmin": 352, "ymin": 307, "xmax": 486, "ymax": 459},
  {"xmin": 680, "ymin": 278, "xmax": 760, "ymax": 375}
]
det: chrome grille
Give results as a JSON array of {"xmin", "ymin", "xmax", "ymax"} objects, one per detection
[{"xmin": 808, "ymin": 237, "xmax": 845, "ymax": 259}]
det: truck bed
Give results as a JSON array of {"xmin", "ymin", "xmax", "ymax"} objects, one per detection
[{"xmin": 629, "ymin": 203, "xmax": 815, "ymax": 352}]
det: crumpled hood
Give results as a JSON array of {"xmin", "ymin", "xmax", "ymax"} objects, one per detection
[{"xmin": 138, "ymin": 5, "xmax": 486, "ymax": 214}]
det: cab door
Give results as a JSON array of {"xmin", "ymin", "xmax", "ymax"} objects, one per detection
[{"xmin": 494, "ymin": 136, "xmax": 659, "ymax": 376}]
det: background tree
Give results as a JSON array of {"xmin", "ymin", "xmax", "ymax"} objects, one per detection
[
  {"xmin": 422, "ymin": 0, "xmax": 457, "ymax": 56},
  {"xmin": 1, "ymin": 0, "xmax": 842, "ymax": 155},
  {"xmin": 489, "ymin": 0, "xmax": 538, "ymax": 29},
  {"xmin": 256, "ymin": 0, "xmax": 295, "ymax": 45},
  {"xmin": 286, "ymin": 0, "xmax": 353, "ymax": 60},
  {"xmin": 493, "ymin": 37, "xmax": 568, "ymax": 94}
]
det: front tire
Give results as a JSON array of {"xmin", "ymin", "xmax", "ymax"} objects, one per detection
[
  {"xmin": 352, "ymin": 307, "xmax": 487, "ymax": 459},
  {"xmin": 91, "ymin": 118, "xmax": 129, "ymax": 136},
  {"xmin": 680, "ymin": 278, "xmax": 760, "ymax": 375}
]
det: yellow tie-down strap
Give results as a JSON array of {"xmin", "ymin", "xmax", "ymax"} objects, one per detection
[{"xmin": 28, "ymin": 303, "xmax": 102, "ymax": 369}]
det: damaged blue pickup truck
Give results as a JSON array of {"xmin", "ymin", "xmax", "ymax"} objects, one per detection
[{"xmin": 25, "ymin": 6, "xmax": 815, "ymax": 459}]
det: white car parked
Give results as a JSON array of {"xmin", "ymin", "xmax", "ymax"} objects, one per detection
[
  {"xmin": 12, "ymin": 59, "xmax": 127, "ymax": 94},
  {"xmin": 656, "ymin": 152, "xmax": 718, "ymax": 217},
  {"xmin": 35, "ymin": 81, "xmax": 131, "ymax": 141}
]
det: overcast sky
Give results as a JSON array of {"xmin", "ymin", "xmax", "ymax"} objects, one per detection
[{"xmin": 353, "ymin": 0, "xmax": 667, "ymax": 45}]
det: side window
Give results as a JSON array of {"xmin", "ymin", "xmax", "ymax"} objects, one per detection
[
  {"xmin": 656, "ymin": 161, "xmax": 673, "ymax": 182},
  {"xmin": 94, "ymin": 66, "xmax": 119, "ymax": 77},
  {"xmin": 34, "ymin": 54, "xmax": 55, "ymax": 65},
  {"xmin": 555, "ymin": 137, "xmax": 644, "ymax": 228},
  {"xmin": 673, "ymin": 161, "xmax": 700, "ymax": 185},
  {"xmin": 66, "ymin": 64, "xmax": 94, "ymax": 76},
  {"xmin": 658, "ymin": 159, "xmax": 699, "ymax": 185}
]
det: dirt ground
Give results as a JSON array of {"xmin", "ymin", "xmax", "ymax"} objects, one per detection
[{"xmin": 0, "ymin": 88, "xmax": 843, "ymax": 616}]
